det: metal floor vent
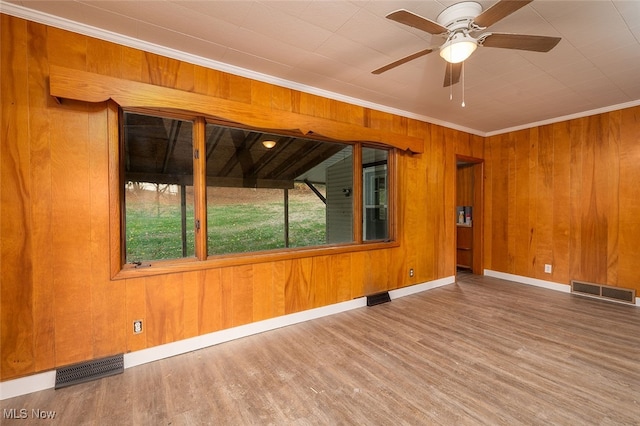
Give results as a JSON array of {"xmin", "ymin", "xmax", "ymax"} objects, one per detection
[
  {"xmin": 55, "ymin": 354, "xmax": 124, "ymax": 389},
  {"xmin": 571, "ymin": 280, "xmax": 636, "ymax": 305},
  {"xmin": 367, "ymin": 291, "xmax": 391, "ymax": 307}
]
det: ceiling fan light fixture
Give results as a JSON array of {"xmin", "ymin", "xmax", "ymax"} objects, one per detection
[
  {"xmin": 262, "ymin": 140, "xmax": 277, "ymax": 149},
  {"xmin": 439, "ymin": 33, "xmax": 477, "ymax": 64}
]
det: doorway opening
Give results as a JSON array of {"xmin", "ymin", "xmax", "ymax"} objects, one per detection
[{"xmin": 456, "ymin": 156, "xmax": 483, "ymax": 275}]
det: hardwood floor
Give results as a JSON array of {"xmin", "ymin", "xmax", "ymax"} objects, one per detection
[{"xmin": 3, "ymin": 274, "xmax": 640, "ymax": 425}]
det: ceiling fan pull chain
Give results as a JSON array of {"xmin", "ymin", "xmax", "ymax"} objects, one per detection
[
  {"xmin": 449, "ymin": 62, "xmax": 453, "ymax": 100},
  {"xmin": 461, "ymin": 61, "xmax": 466, "ymax": 107}
]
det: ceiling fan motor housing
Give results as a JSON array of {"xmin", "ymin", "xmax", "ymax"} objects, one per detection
[{"xmin": 436, "ymin": 1, "xmax": 483, "ymax": 31}]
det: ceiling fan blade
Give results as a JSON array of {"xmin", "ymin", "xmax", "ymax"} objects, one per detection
[
  {"xmin": 481, "ymin": 33, "xmax": 561, "ymax": 52},
  {"xmin": 386, "ymin": 9, "xmax": 448, "ymax": 35},
  {"xmin": 443, "ymin": 62, "xmax": 462, "ymax": 87},
  {"xmin": 473, "ymin": 0, "xmax": 533, "ymax": 28},
  {"xmin": 372, "ymin": 49, "xmax": 433, "ymax": 75}
]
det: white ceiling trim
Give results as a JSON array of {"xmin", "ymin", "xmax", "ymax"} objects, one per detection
[
  {"xmin": 485, "ymin": 99, "xmax": 640, "ymax": 137},
  {"xmin": 2, "ymin": 1, "xmax": 637, "ymax": 138}
]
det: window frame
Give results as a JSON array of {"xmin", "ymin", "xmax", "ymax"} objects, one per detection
[{"xmin": 110, "ymin": 105, "xmax": 398, "ymax": 279}]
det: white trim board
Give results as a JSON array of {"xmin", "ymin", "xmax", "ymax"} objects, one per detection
[
  {"xmin": 0, "ymin": 276, "xmax": 455, "ymax": 400},
  {"xmin": 484, "ymin": 270, "xmax": 570, "ymax": 293}
]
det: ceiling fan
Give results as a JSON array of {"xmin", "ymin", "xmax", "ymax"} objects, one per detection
[{"xmin": 372, "ymin": 0, "xmax": 561, "ymax": 87}]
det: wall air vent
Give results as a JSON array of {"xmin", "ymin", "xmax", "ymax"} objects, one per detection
[
  {"xmin": 55, "ymin": 354, "xmax": 124, "ymax": 389},
  {"xmin": 367, "ymin": 291, "xmax": 391, "ymax": 306},
  {"xmin": 571, "ymin": 280, "xmax": 636, "ymax": 305}
]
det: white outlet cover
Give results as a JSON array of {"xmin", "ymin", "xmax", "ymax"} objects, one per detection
[
  {"xmin": 544, "ymin": 264, "xmax": 552, "ymax": 273},
  {"xmin": 133, "ymin": 320, "xmax": 143, "ymax": 334}
]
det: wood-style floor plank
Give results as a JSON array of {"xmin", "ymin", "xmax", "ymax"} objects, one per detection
[{"xmin": 2, "ymin": 273, "xmax": 639, "ymax": 425}]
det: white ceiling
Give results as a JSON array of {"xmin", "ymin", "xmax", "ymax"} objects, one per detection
[{"xmin": 4, "ymin": 0, "xmax": 640, "ymax": 135}]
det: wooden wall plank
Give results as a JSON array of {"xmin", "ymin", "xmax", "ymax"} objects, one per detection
[
  {"xmin": 1, "ymin": 15, "xmax": 36, "ymax": 377},
  {"xmin": 145, "ymin": 274, "xmax": 185, "ymax": 346},
  {"xmin": 349, "ymin": 252, "xmax": 366, "ymax": 299},
  {"xmin": 568, "ymin": 118, "xmax": 586, "ymax": 281},
  {"xmin": 362, "ymin": 250, "xmax": 391, "ymax": 295},
  {"xmin": 182, "ymin": 271, "xmax": 200, "ymax": 339},
  {"xmin": 50, "ymin": 98, "xmax": 95, "ymax": 367},
  {"xmin": 250, "ymin": 80, "xmax": 272, "ymax": 109},
  {"xmin": 535, "ymin": 125, "xmax": 554, "ymax": 279},
  {"xmin": 125, "ymin": 277, "xmax": 147, "ymax": 352},
  {"xmin": 429, "ymin": 126, "xmax": 448, "ymax": 277},
  {"xmin": 513, "ymin": 130, "xmax": 531, "ymax": 276},
  {"xmin": 252, "ymin": 262, "xmax": 276, "ymax": 322},
  {"xmin": 271, "ymin": 85, "xmax": 293, "ymax": 112},
  {"xmin": 526, "ymin": 128, "xmax": 540, "ymax": 276},
  {"xmin": 580, "ymin": 114, "xmax": 610, "ymax": 284},
  {"xmin": 618, "ymin": 107, "xmax": 640, "ymax": 288},
  {"xmin": 230, "ymin": 265, "xmax": 254, "ymax": 327},
  {"xmin": 142, "ymin": 53, "xmax": 194, "ymax": 91},
  {"xmin": 87, "ymin": 37, "xmax": 123, "ymax": 77},
  {"xmin": 220, "ymin": 73, "xmax": 252, "ymax": 104},
  {"xmin": 489, "ymin": 134, "xmax": 511, "ymax": 272},
  {"xmin": 285, "ymin": 258, "xmax": 313, "ymax": 314},
  {"xmin": 398, "ymin": 152, "xmax": 427, "ymax": 284},
  {"xmin": 47, "ymin": 27, "xmax": 86, "ymax": 69},
  {"xmin": 504, "ymin": 133, "xmax": 517, "ymax": 275},
  {"xmin": 272, "ymin": 261, "xmax": 286, "ymax": 317},
  {"xmin": 550, "ymin": 121, "xmax": 571, "ymax": 283},
  {"xmin": 197, "ymin": 269, "xmax": 223, "ymax": 334},
  {"xmin": 330, "ymin": 254, "xmax": 353, "ymax": 302},
  {"xmin": 311, "ymin": 255, "xmax": 331, "ymax": 308},
  {"xmin": 26, "ymin": 20, "xmax": 57, "ymax": 373},
  {"xmin": 120, "ymin": 46, "xmax": 144, "ymax": 82},
  {"xmin": 605, "ymin": 111, "xmax": 621, "ymax": 285}
]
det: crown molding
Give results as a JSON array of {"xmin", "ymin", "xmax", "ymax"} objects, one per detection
[{"xmin": 485, "ymin": 99, "xmax": 640, "ymax": 137}]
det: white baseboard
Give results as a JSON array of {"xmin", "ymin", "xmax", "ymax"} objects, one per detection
[
  {"xmin": 0, "ymin": 371, "xmax": 57, "ymax": 401},
  {"xmin": 1, "ymin": 277, "xmax": 453, "ymax": 400},
  {"xmin": 484, "ymin": 269, "xmax": 640, "ymax": 306},
  {"xmin": 389, "ymin": 275, "xmax": 455, "ymax": 299},
  {"xmin": 484, "ymin": 269, "xmax": 571, "ymax": 293}
]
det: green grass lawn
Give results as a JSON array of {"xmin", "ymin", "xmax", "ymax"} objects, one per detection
[{"xmin": 125, "ymin": 187, "xmax": 326, "ymax": 262}]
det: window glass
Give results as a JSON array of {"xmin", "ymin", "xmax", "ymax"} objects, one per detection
[
  {"xmin": 123, "ymin": 112, "xmax": 194, "ymax": 262},
  {"xmin": 205, "ymin": 123, "xmax": 353, "ymax": 255},
  {"xmin": 119, "ymin": 110, "xmax": 393, "ymax": 267},
  {"xmin": 363, "ymin": 147, "xmax": 389, "ymax": 241}
]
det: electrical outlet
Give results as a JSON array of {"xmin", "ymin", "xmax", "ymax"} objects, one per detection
[
  {"xmin": 544, "ymin": 264, "xmax": 552, "ymax": 274},
  {"xmin": 133, "ymin": 320, "xmax": 143, "ymax": 334},
  {"xmin": 409, "ymin": 268, "xmax": 414, "ymax": 278}
]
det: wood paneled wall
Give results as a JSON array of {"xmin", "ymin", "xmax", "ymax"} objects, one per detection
[
  {"xmin": 1, "ymin": 15, "xmax": 474, "ymax": 381},
  {"xmin": 484, "ymin": 108, "xmax": 640, "ymax": 292}
]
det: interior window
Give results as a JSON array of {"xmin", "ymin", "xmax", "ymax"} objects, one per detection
[
  {"xmin": 120, "ymin": 110, "xmax": 393, "ymax": 265},
  {"xmin": 363, "ymin": 147, "xmax": 389, "ymax": 241},
  {"xmin": 123, "ymin": 112, "xmax": 195, "ymax": 262},
  {"xmin": 204, "ymin": 123, "xmax": 353, "ymax": 255}
]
